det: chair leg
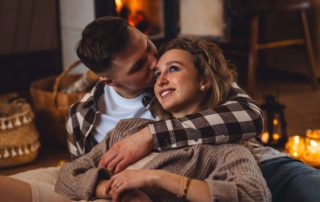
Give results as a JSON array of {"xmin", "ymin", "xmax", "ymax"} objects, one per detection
[
  {"xmin": 247, "ymin": 15, "xmax": 259, "ymax": 97},
  {"xmin": 300, "ymin": 10, "xmax": 319, "ymax": 89}
]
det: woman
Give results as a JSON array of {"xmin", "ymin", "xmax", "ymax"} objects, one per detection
[{"xmin": 54, "ymin": 38, "xmax": 271, "ymax": 202}]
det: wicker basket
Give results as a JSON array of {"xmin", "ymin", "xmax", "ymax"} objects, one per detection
[
  {"xmin": 0, "ymin": 97, "xmax": 40, "ymax": 168},
  {"xmin": 30, "ymin": 61, "xmax": 87, "ymax": 148}
]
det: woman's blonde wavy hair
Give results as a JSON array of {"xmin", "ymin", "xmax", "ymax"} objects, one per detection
[{"xmin": 152, "ymin": 37, "xmax": 237, "ymax": 119}]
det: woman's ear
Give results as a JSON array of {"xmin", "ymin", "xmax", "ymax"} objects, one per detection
[
  {"xmin": 199, "ymin": 78, "xmax": 212, "ymax": 92},
  {"xmin": 99, "ymin": 76, "xmax": 116, "ymax": 86}
]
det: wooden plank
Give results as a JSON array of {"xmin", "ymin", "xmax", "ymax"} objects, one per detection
[
  {"xmin": 257, "ymin": 39, "xmax": 305, "ymax": 50},
  {"xmin": 0, "ymin": 0, "xmax": 20, "ymax": 55},
  {"xmin": 247, "ymin": 15, "xmax": 259, "ymax": 98},
  {"xmin": 300, "ymin": 10, "xmax": 319, "ymax": 89},
  {"xmin": 13, "ymin": 0, "xmax": 35, "ymax": 53},
  {"xmin": 28, "ymin": 0, "xmax": 58, "ymax": 51}
]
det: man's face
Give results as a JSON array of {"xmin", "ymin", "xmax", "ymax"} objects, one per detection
[{"xmin": 103, "ymin": 26, "xmax": 158, "ymax": 98}]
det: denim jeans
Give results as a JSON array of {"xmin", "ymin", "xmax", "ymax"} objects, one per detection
[{"xmin": 260, "ymin": 156, "xmax": 320, "ymax": 202}]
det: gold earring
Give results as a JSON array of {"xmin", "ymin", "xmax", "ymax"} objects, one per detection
[{"xmin": 200, "ymin": 86, "xmax": 206, "ymax": 92}]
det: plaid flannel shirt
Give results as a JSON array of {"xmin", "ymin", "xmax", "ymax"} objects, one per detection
[{"xmin": 66, "ymin": 81, "xmax": 263, "ymax": 159}]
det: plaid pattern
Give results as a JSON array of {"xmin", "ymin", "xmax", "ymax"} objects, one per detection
[
  {"xmin": 148, "ymin": 82, "xmax": 263, "ymax": 151},
  {"xmin": 66, "ymin": 82, "xmax": 263, "ymax": 159}
]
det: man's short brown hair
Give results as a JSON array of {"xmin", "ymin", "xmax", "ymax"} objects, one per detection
[{"xmin": 76, "ymin": 16, "xmax": 129, "ymax": 74}]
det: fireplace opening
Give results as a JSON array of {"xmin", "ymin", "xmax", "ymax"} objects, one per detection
[
  {"xmin": 115, "ymin": 0, "xmax": 165, "ymax": 39},
  {"xmin": 95, "ymin": 0, "xmax": 179, "ymax": 45}
]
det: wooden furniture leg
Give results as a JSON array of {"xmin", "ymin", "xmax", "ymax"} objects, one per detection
[{"xmin": 300, "ymin": 10, "xmax": 319, "ymax": 89}]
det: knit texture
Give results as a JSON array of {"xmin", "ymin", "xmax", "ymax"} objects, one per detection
[{"xmin": 55, "ymin": 119, "xmax": 271, "ymax": 202}]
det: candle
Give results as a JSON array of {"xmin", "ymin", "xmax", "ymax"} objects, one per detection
[
  {"xmin": 303, "ymin": 130, "xmax": 320, "ymax": 167},
  {"xmin": 261, "ymin": 131, "xmax": 269, "ymax": 144},
  {"xmin": 285, "ymin": 135, "xmax": 305, "ymax": 158}
]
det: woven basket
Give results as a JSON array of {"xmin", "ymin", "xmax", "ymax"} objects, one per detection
[
  {"xmin": 30, "ymin": 61, "xmax": 87, "ymax": 148},
  {"xmin": 0, "ymin": 97, "xmax": 40, "ymax": 168}
]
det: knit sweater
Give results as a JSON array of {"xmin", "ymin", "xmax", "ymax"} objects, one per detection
[{"xmin": 55, "ymin": 119, "xmax": 271, "ymax": 202}]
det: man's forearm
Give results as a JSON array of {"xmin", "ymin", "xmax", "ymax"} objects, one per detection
[{"xmin": 148, "ymin": 84, "xmax": 263, "ymax": 151}]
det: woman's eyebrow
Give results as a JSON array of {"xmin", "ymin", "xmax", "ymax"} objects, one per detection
[{"xmin": 165, "ymin": 60, "xmax": 183, "ymax": 66}]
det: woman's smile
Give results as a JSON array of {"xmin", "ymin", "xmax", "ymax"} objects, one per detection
[{"xmin": 159, "ymin": 88, "xmax": 176, "ymax": 98}]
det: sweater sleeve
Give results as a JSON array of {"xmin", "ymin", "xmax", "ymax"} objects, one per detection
[
  {"xmin": 149, "ymin": 83, "xmax": 264, "ymax": 151},
  {"xmin": 55, "ymin": 119, "xmax": 152, "ymax": 200},
  {"xmin": 204, "ymin": 144, "xmax": 271, "ymax": 202},
  {"xmin": 55, "ymin": 139, "xmax": 111, "ymax": 200}
]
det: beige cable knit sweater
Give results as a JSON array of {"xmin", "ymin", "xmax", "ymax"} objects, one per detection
[{"xmin": 55, "ymin": 119, "xmax": 271, "ymax": 202}]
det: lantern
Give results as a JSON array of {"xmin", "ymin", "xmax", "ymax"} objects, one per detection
[{"xmin": 260, "ymin": 95, "xmax": 287, "ymax": 147}]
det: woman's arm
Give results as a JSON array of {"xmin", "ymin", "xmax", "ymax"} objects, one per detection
[
  {"xmin": 55, "ymin": 139, "xmax": 111, "ymax": 200},
  {"xmin": 56, "ymin": 119, "xmax": 153, "ymax": 200},
  {"xmin": 204, "ymin": 144, "xmax": 271, "ymax": 202},
  {"xmin": 108, "ymin": 169, "xmax": 211, "ymax": 202},
  {"xmin": 108, "ymin": 144, "xmax": 271, "ymax": 202}
]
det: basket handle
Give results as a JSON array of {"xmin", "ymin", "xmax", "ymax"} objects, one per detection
[
  {"xmin": 53, "ymin": 60, "xmax": 82, "ymax": 94},
  {"xmin": 52, "ymin": 60, "xmax": 82, "ymax": 105}
]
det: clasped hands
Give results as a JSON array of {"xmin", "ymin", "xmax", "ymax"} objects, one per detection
[{"xmin": 96, "ymin": 126, "xmax": 154, "ymax": 201}]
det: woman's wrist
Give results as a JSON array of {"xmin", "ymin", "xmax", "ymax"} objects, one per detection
[{"xmin": 148, "ymin": 170, "xmax": 164, "ymax": 187}]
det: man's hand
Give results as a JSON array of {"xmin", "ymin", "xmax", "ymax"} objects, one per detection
[{"xmin": 98, "ymin": 126, "xmax": 153, "ymax": 173}]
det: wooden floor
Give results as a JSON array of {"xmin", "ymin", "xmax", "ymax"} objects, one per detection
[{"xmin": 1, "ymin": 70, "xmax": 320, "ymax": 176}]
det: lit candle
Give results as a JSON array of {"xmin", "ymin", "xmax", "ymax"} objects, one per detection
[
  {"xmin": 303, "ymin": 130, "xmax": 320, "ymax": 167},
  {"xmin": 261, "ymin": 131, "xmax": 269, "ymax": 144},
  {"xmin": 285, "ymin": 135, "xmax": 305, "ymax": 158}
]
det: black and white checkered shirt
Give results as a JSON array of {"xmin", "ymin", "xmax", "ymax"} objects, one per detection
[{"xmin": 66, "ymin": 82, "xmax": 263, "ymax": 159}]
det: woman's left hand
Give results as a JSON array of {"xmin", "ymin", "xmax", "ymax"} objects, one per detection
[{"xmin": 109, "ymin": 169, "xmax": 156, "ymax": 202}]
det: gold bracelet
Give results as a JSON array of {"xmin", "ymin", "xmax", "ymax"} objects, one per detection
[{"xmin": 177, "ymin": 177, "xmax": 191, "ymax": 199}]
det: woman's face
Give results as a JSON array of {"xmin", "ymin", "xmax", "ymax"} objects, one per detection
[{"xmin": 154, "ymin": 49, "xmax": 205, "ymax": 118}]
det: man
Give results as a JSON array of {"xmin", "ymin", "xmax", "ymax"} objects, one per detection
[{"xmin": 67, "ymin": 16, "xmax": 320, "ymax": 202}]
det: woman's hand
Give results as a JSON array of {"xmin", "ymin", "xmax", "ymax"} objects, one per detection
[
  {"xmin": 95, "ymin": 180, "xmax": 112, "ymax": 199},
  {"xmin": 109, "ymin": 169, "xmax": 157, "ymax": 202}
]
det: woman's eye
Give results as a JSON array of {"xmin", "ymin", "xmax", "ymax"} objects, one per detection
[
  {"xmin": 154, "ymin": 71, "xmax": 160, "ymax": 79},
  {"xmin": 169, "ymin": 65, "xmax": 179, "ymax": 72}
]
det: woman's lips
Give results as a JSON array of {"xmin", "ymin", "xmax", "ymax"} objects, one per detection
[{"xmin": 160, "ymin": 88, "xmax": 175, "ymax": 98}]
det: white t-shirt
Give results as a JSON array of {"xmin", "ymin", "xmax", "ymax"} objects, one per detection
[{"xmin": 94, "ymin": 85, "xmax": 155, "ymax": 143}]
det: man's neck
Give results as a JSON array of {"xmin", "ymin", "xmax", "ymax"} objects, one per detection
[{"xmin": 112, "ymin": 86, "xmax": 144, "ymax": 99}]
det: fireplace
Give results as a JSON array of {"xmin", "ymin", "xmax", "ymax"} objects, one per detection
[{"xmin": 95, "ymin": 0, "xmax": 179, "ymax": 45}]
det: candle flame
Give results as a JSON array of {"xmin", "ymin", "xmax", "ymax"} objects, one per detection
[
  {"xmin": 294, "ymin": 136, "xmax": 301, "ymax": 144},
  {"xmin": 273, "ymin": 118, "xmax": 279, "ymax": 126},
  {"xmin": 261, "ymin": 132, "xmax": 269, "ymax": 144},
  {"xmin": 272, "ymin": 133, "xmax": 281, "ymax": 141},
  {"xmin": 310, "ymin": 140, "xmax": 318, "ymax": 147}
]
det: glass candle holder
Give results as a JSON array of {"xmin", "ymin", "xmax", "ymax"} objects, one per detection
[
  {"xmin": 285, "ymin": 135, "xmax": 305, "ymax": 159},
  {"xmin": 303, "ymin": 130, "xmax": 320, "ymax": 167}
]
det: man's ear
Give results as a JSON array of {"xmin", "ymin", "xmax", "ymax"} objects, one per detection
[{"xmin": 99, "ymin": 76, "xmax": 116, "ymax": 86}]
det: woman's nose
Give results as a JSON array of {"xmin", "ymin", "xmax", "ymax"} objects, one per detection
[{"xmin": 157, "ymin": 73, "xmax": 168, "ymax": 87}]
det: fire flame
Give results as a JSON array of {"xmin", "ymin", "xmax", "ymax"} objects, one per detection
[{"xmin": 115, "ymin": 0, "xmax": 124, "ymax": 13}]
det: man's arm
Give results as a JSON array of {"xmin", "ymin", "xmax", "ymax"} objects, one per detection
[
  {"xmin": 65, "ymin": 102, "xmax": 83, "ymax": 160},
  {"xmin": 149, "ymin": 83, "xmax": 263, "ymax": 151},
  {"xmin": 100, "ymin": 83, "xmax": 263, "ymax": 172}
]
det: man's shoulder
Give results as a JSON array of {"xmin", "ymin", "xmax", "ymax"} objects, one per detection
[{"xmin": 68, "ymin": 81, "xmax": 104, "ymax": 121}]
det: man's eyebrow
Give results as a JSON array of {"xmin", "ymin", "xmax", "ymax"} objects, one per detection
[{"xmin": 127, "ymin": 38, "xmax": 149, "ymax": 74}]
